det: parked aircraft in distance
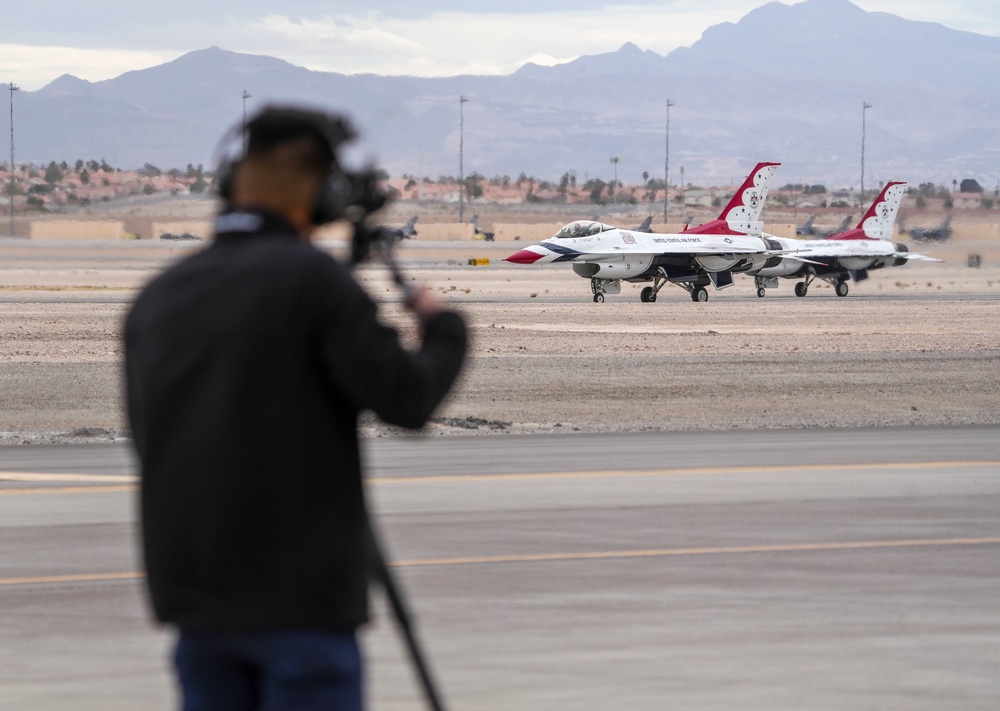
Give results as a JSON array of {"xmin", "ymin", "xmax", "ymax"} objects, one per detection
[
  {"xmin": 795, "ymin": 215, "xmax": 816, "ymax": 236},
  {"xmin": 899, "ymin": 215, "xmax": 952, "ymax": 242},
  {"xmin": 796, "ymin": 214, "xmax": 854, "ymax": 238},
  {"xmin": 384, "ymin": 215, "xmax": 418, "ymax": 240},
  {"xmin": 633, "ymin": 215, "xmax": 654, "ymax": 233},
  {"xmin": 750, "ymin": 182, "xmax": 941, "ymax": 298},
  {"xmin": 504, "ymin": 162, "xmax": 820, "ymax": 303},
  {"xmin": 471, "ymin": 214, "xmax": 495, "ymax": 241}
]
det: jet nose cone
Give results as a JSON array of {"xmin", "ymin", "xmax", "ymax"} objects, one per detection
[{"xmin": 504, "ymin": 248, "xmax": 546, "ymax": 264}]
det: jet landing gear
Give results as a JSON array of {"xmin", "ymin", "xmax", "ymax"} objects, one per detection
[
  {"xmin": 639, "ymin": 269, "xmax": 670, "ymax": 303},
  {"xmin": 754, "ymin": 275, "xmax": 777, "ymax": 298},
  {"xmin": 795, "ymin": 274, "xmax": 849, "ymax": 297},
  {"xmin": 638, "ymin": 269, "xmax": 709, "ymax": 303},
  {"xmin": 590, "ymin": 278, "xmax": 621, "ymax": 303},
  {"xmin": 676, "ymin": 282, "xmax": 709, "ymax": 302}
]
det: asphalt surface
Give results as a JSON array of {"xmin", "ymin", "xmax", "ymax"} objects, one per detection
[{"xmin": 1, "ymin": 427, "xmax": 999, "ymax": 710}]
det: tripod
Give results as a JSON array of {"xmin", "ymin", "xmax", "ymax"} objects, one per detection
[{"xmin": 369, "ymin": 525, "xmax": 450, "ymax": 711}]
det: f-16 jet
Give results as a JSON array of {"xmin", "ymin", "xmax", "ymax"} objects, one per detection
[
  {"xmin": 383, "ymin": 215, "xmax": 418, "ymax": 241},
  {"xmin": 749, "ymin": 182, "xmax": 941, "ymax": 298},
  {"xmin": 504, "ymin": 162, "xmax": 812, "ymax": 302},
  {"xmin": 796, "ymin": 214, "xmax": 852, "ymax": 239},
  {"xmin": 795, "ymin": 215, "xmax": 817, "ymax": 236},
  {"xmin": 899, "ymin": 214, "xmax": 952, "ymax": 243}
]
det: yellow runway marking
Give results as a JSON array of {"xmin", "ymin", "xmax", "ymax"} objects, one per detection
[
  {"xmin": 1, "ymin": 460, "xmax": 998, "ymax": 495},
  {"xmin": 0, "ymin": 485, "xmax": 136, "ymax": 496},
  {"xmin": 372, "ymin": 460, "xmax": 1000, "ymax": 485},
  {"xmin": 395, "ymin": 537, "xmax": 1000, "ymax": 567},
  {"xmin": 3, "ymin": 537, "xmax": 998, "ymax": 587},
  {"xmin": 0, "ymin": 473, "xmax": 136, "ymax": 483},
  {"xmin": 0, "ymin": 572, "xmax": 144, "ymax": 586}
]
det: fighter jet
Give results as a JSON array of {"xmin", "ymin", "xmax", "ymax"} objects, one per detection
[
  {"xmin": 795, "ymin": 215, "xmax": 817, "ymax": 236},
  {"xmin": 900, "ymin": 215, "xmax": 952, "ymax": 243},
  {"xmin": 796, "ymin": 214, "xmax": 853, "ymax": 238},
  {"xmin": 633, "ymin": 215, "xmax": 654, "ymax": 233},
  {"xmin": 384, "ymin": 215, "xmax": 418, "ymax": 241},
  {"xmin": 504, "ymin": 162, "xmax": 812, "ymax": 303},
  {"xmin": 749, "ymin": 182, "xmax": 941, "ymax": 298},
  {"xmin": 815, "ymin": 215, "xmax": 853, "ymax": 239}
]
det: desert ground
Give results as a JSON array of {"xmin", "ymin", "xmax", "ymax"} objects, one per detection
[{"xmin": 1, "ymin": 202, "xmax": 998, "ymax": 444}]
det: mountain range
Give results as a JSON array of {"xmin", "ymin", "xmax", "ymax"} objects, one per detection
[{"xmin": 5, "ymin": 0, "xmax": 1000, "ymax": 188}]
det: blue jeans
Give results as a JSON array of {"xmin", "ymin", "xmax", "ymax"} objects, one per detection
[{"xmin": 174, "ymin": 629, "xmax": 363, "ymax": 711}]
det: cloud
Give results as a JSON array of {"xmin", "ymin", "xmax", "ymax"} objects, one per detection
[
  {"xmin": 235, "ymin": 4, "xmax": 764, "ymax": 77},
  {"xmin": 4, "ymin": 1, "xmax": 999, "ymax": 90},
  {"xmin": 0, "ymin": 44, "xmax": 177, "ymax": 90}
]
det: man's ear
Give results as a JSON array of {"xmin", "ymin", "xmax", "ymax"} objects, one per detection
[{"xmin": 286, "ymin": 203, "xmax": 316, "ymax": 239}]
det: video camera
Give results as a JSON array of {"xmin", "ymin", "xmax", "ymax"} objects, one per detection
[
  {"xmin": 218, "ymin": 105, "xmax": 397, "ymax": 267},
  {"xmin": 326, "ymin": 166, "xmax": 400, "ymax": 267}
]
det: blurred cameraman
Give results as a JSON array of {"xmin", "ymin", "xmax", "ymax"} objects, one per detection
[{"xmin": 123, "ymin": 106, "xmax": 467, "ymax": 711}]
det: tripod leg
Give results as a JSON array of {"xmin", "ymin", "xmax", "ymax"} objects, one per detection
[{"xmin": 369, "ymin": 526, "xmax": 450, "ymax": 711}]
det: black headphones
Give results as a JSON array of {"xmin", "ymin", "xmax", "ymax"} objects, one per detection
[{"xmin": 215, "ymin": 105, "xmax": 358, "ymax": 226}]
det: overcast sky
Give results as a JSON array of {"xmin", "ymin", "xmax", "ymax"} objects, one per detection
[{"xmin": 3, "ymin": 0, "xmax": 997, "ymax": 90}]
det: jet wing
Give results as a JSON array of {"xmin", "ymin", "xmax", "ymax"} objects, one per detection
[
  {"xmin": 776, "ymin": 254, "xmax": 828, "ymax": 265},
  {"xmin": 895, "ymin": 252, "xmax": 942, "ymax": 262},
  {"xmin": 507, "ymin": 236, "xmax": 821, "ymax": 266}
]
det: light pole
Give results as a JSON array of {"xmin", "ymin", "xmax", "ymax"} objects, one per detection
[
  {"xmin": 241, "ymin": 89, "xmax": 252, "ymax": 150},
  {"xmin": 9, "ymin": 83, "xmax": 18, "ymax": 238},
  {"xmin": 610, "ymin": 155, "xmax": 621, "ymax": 204},
  {"xmin": 459, "ymin": 95, "xmax": 469, "ymax": 224},
  {"xmin": 664, "ymin": 99, "xmax": 673, "ymax": 225},
  {"xmin": 861, "ymin": 101, "xmax": 872, "ymax": 207}
]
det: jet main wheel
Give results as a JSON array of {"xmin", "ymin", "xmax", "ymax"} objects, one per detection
[
  {"xmin": 640, "ymin": 286, "xmax": 656, "ymax": 303},
  {"xmin": 756, "ymin": 287, "xmax": 766, "ymax": 298},
  {"xmin": 593, "ymin": 293, "xmax": 605, "ymax": 303},
  {"xmin": 835, "ymin": 280, "xmax": 849, "ymax": 297},
  {"xmin": 794, "ymin": 282, "xmax": 808, "ymax": 297},
  {"xmin": 691, "ymin": 286, "xmax": 708, "ymax": 303}
]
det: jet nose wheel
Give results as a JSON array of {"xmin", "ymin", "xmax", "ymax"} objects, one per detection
[
  {"xmin": 640, "ymin": 286, "xmax": 657, "ymax": 303},
  {"xmin": 794, "ymin": 282, "xmax": 808, "ymax": 298},
  {"xmin": 593, "ymin": 293, "xmax": 605, "ymax": 303},
  {"xmin": 756, "ymin": 287, "xmax": 766, "ymax": 298},
  {"xmin": 835, "ymin": 280, "xmax": 850, "ymax": 297},
  {"xmin": 691, "ymin": 286, "xmax": 708, "ymax": 303}
]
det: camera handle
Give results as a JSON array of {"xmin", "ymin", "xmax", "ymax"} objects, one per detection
[
  {"xmin": 362, "ymin": 225, "xmax": 418, "ymax": 307},
  {"xmin": 369, "ymin": 524, "xmax": 451, "ymax": 711}
]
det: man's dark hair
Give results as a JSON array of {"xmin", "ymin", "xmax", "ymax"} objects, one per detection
[{"xmin": 244, "ymin": 107, "xmax": 354, "ymax": 177}]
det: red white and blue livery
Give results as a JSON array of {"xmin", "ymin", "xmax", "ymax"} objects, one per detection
[
  {"xmin": 505, "ymin": 162, "xmax": 817, "ymax": 302},
  {"xmin": 749, "ymin": 181, "xmax": 941, "ymax": 298}
]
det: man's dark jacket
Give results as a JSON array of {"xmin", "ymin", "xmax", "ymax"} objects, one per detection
[{"xmin": 124, "ymin": 210, "xmax": 467, "ymax": 632}]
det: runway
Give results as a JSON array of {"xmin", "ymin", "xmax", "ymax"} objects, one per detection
[{"xmin": 2, "ymin": 426, "xmax": 999, "ymax": 710}]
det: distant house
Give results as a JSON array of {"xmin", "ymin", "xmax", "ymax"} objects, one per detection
[
  {"xmin": 952, "ymin": 192, "xmax": 982, "ymax": 209},
  {"xmin": 683, "ymin": 189, "xmax": 714, "ymax": 207}
]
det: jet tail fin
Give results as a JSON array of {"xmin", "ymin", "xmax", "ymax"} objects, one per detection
[
  {"xmin": 684, "ymin": 162, "xmax": 780, "ymax": 236},
  {"xmin": 634, "ymin": 215, "xmax": 653, "ymax": 233},
  {"xmin": 831, "ymin": 181, "xmax": 906, "ymax": 241}
]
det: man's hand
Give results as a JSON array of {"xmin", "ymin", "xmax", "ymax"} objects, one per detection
[{"xmin": 405, "ymin": 284, "xmax": 448, "ymax": 321}]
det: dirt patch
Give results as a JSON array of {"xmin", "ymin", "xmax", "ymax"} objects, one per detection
[{"xmin": 1, "ymin": 240, "xmax": 998, "ymax": 444}]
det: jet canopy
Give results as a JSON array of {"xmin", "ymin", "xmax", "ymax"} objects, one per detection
[{"xmin": 552, "ymin": 220, "xmax": 615, "ymax": 239}]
